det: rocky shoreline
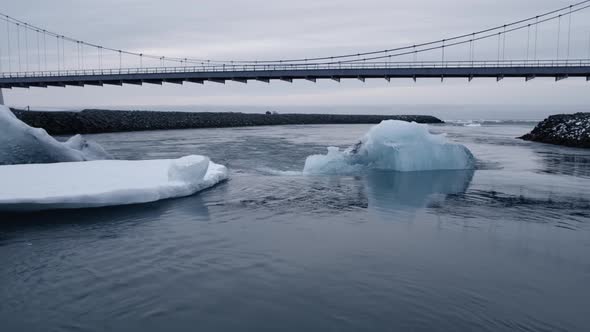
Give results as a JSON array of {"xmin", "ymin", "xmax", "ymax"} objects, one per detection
[
  {"xmin": 9, "ymin": 108, "xmax": 443, "ymax": 135},
  {"xmin": 520, "ymin": 113, "xmax": 590, "ymax": 148}
]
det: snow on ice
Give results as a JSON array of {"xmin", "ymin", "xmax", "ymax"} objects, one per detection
[{"xmin": 0, "ymin": 155, "xmax": 228, "ymax": 211}]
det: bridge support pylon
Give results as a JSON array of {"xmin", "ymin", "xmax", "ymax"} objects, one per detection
[
  {"xmin": 0, "ymin": 89, "xmax": 4, "ymax": 105},
  {"xmin": 555, "ymin": 75, "xmax": 568, "ymax": 82}
]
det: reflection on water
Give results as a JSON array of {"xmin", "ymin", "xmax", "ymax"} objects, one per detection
[
  {"xmin": 436, "ymin": 189, "xmax": 590, "ymax": 230},
  {"xmin": 366, "ymin": 169, "xmax": 474, "ymax": 216},
  {"xmin": 207, "ymin": 169, "xmax": 475, "ymax": 220},
  {"xmin": 0, "ymin": 193, "xmax": 213, "ymax": 239},
  {"xmin": 534, "ymin": 147, "xmax": 590, "ymax": 178}
]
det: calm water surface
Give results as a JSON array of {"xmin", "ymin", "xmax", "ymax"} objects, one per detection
[{"xmin": 1, "ymin": 123, "xmax": 589, "ymax": 332}]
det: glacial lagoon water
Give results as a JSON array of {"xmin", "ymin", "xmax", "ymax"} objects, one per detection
[{"xmin": 1, "ymin": 122, "xmax": 589, "ymax": 331}]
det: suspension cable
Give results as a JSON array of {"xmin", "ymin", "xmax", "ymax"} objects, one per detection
[
  {"xmin": 191, "ymin": 0, "xmax": 590, "ymax": 64},
  {"xmin": 502, "ymin": 25, "xmax": 507, "ymax": 61},
  {"xmin": 5, "ymin": 18, "xmax": 10, "ymax": 72},
  {"xmin": 200, "ymin": 3, "xmax": 590, "ymax": 66},
  {"xmin": 497, "ymin": 32, "xmax": 501, "ymax": 63},
  {"xmin": 327, "ymin": 9, "xmax": 587, "ymax": 66},
  {"xmin": 441, "ymin": 40, "xmax": 445, "ymax": 64},
  {"xmin": 80, "ymin": 41, "xmax": 84, "ymax": 70},
  {"xmin": 43, "ymin": 30, "xmax": 47, "ymax": 71},
  {"xmin": 61, "ymin": 35, "xmax": 65, "ymax": 70},
  {"xmin": 534, "ymin": 17, "xmax": 538, "ymax": 60},
  {"xmin": 567, "ymin": 6, "xmax": 572, "ymax": 60},
  {"xmin": 16, "ymin": 23, "xmax": 21, "ymax": 72},
  {"xmin": 36, "ymin": 29, "xmax": 41, "ymax": 71},
  {"xmin": 56, "ymin": 34, "xmax": 60, "ymax": 72},
  {"xmin": 556, "ymin": 15, "xmax": 562, "ymax": 60},
  {"xmin": 526, "ymin": 24, "xmax": 531, "ymax": 61},
  {"xmin": 0, "ymin": 1, "xmax": 589, "ymax": 71},
  {"xmin": 0, "ymin": 0, "xmax": 589, "ymax": 67},
  {"xmin": 24, "ymin": 23, "xmax": 28, "ymax": 72},
  {"xmin": 470, "ymin": 33, "xmax": 475, "ymax": 64}
]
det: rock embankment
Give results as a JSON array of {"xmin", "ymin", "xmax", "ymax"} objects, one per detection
[
  {"xmin": 10, "ymin": 109, "xmax": 443, "ymax": 135},
  {"xmin": 520, "ymin": 113, "xmax": 590, "ymax": 148}
]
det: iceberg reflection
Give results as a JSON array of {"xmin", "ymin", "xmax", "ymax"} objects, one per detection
[{"xmin": 365, "ymin": 169, "xmax": 474, "ymax": 216}]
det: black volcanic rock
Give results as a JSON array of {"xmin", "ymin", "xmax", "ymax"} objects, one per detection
[
  {"xmin": 520, "ymin": 113, "xmax": 590, "ymax": 148},
  {"xmin": 10, "ymin": 109, "xmax": 444, "ymax": 135}
]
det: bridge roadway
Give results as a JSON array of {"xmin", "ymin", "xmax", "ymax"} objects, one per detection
[{"xmin": 1, "ymin": 61, "xmax": 590, "ymax": 89}]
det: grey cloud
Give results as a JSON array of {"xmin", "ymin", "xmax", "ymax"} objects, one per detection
[{"xmin": 2, "ymin": 0, "xmax": 589, "ymax": 109}]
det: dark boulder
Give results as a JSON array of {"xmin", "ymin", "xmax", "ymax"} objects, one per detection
[{"xmin": 520, "ymin": 113, "xmax": 590, "ymax": 148}]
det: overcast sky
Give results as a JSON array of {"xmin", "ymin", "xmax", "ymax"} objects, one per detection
[{"xmin": 2, "ymin": 0, "xmax": 590, "ymax": 111}]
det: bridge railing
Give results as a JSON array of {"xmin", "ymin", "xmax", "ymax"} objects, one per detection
[{"xmin": 2, "ymin": 59, "xmax": 590, "ymax": 79}]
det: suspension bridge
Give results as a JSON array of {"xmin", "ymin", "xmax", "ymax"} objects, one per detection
[{"xmin": 1, "ymin": 1, "xmax": 590, "ymax": 105}]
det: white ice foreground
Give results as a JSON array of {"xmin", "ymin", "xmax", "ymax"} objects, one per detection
[
  {"xmin": 304, "ymin": 120, "xmax": 475, "ymax": 174},
  {"xmin": 0, "ymin": 105, "xmax": 110, "ymax": 165},
  {"xmin": 0, "ymin": 155, "xmax": 228, "ymax": 211}
]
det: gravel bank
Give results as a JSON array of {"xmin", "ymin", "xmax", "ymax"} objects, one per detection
[{"xmin": 10, "ymin": 109, "xmax": 444, "ymax": 135}]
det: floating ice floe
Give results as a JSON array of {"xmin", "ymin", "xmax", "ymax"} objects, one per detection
[
  {"xmin": 0, "ymin": 106, "xmax": 228, "ymax": 211},
  {"xmin": 0, "ymin": 105, "xmax": 110, "ymax": 165},
  {"xmin": 303, "ymin": 120, "xmax": 475, "ymax": 174},
  {"xmin": 0, "ymin": 155, "xmax": 228, "ymax": 211}
]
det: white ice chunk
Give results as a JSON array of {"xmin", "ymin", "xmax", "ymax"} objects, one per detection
[
  {"xmin": 168, "ymin": 155, "xmax": 210, "ymax": 183},
  {"xmin": 304, "ymin": 120, "xmax": 475, "ymax": 174},
  {"xmin": 0, "ymin": 105, "xmax": 111, "ymax": 165},
  {"xmin": 62, "ymin": 134, "xmax": 111, "ymax": 161},
  {"xmin": 0, "ymin": 155, "xmax": 228, "ymax": 211}
]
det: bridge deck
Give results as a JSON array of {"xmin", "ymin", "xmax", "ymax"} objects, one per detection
[{"xmin": 1, "ymin": 65, "xmax": 590, "ymax": 89}]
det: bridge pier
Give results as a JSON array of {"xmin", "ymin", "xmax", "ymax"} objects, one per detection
[
  {"xmin": 555, "ymin": 75, "xmax": 568, "ymax": 82},
  {"xmin": 0, "ymin": 89, "xmax": 4, "ymax": 105}
]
